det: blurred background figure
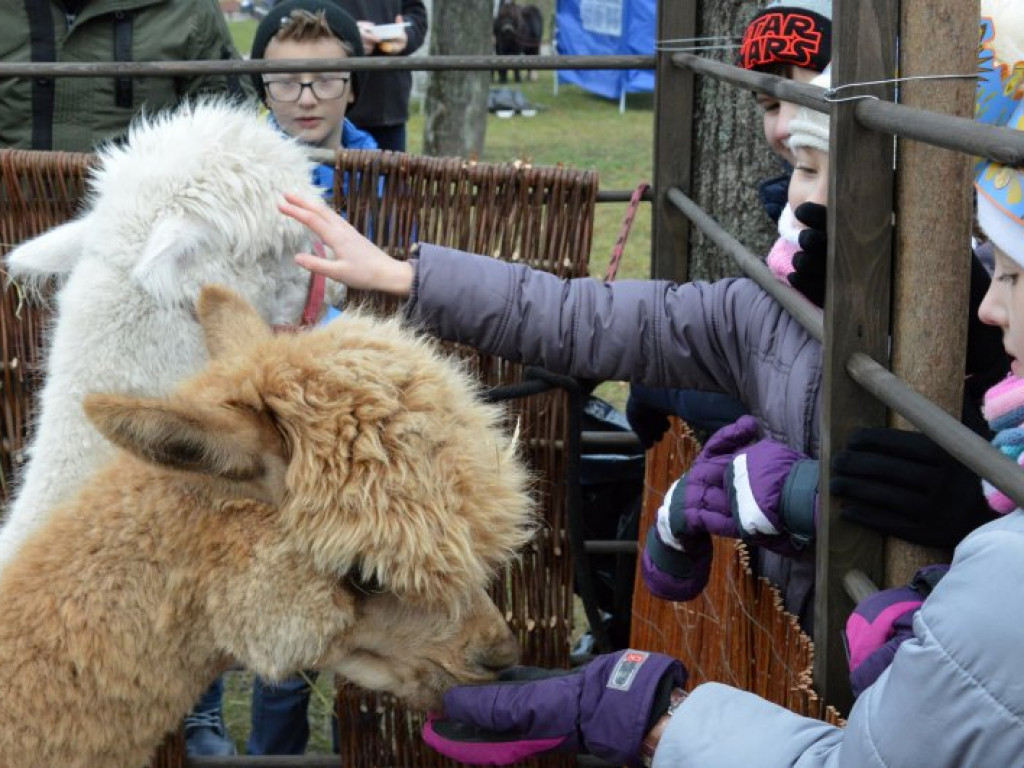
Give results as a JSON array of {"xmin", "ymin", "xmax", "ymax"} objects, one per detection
[
  {"xmin": 331, "ymin": 0, "xmax": 428, "ymax": 151},
  {"xmin": 0, "ymin": 0, "xmax": 251, "ymax": 152}
]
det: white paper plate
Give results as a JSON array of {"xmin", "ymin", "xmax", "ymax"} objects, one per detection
[{"xmin": 373, "ymin": 22, "xmax": 410, "ymax": 40}]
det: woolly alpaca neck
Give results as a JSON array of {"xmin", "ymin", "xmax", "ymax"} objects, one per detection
[{"xmin": 0, "ymin": 461, "xmax": 249, "ymax": 768}]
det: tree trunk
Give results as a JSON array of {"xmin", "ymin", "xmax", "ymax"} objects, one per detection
[
  {"xmin": 887, "ymin": 0, "xmax": 975, "ymax": 586},
  {"xmin": 688, "ymin": 0, "xmax": 779, "ymax": 281},
  {"xmin": 422, "ymin": 0, "xmax": 491, "ymax": 158}
]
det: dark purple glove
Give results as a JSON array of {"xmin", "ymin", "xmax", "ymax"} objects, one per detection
[
  {"xmin": 844, "ymin": 564, "xmax": 948, "ymax": 697},
  {"xmin": 788, "ymin": 201, "xmax": 827, "ymax": 308},
  {"xmin": 725, "ymin": 436, "xmax": 819, "ymax": 557},
  {"xmin": 422, "ymin": 650, "xmax": 686, "ymax": 767},
  {"xmin": 641, "ymin": 415, "xmax": 762, "ymax": 601}
]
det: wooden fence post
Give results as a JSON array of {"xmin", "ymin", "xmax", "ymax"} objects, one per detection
[
  {"xmin": 816, "ymin": 0, "xmax": 896, "ymax": 713},
  {"xmin": 651, "ymin": 1, "xmax": 697, "ymax": 280},
  {"xmin": 888, "ymin": 0, "xmax": 976, "ymax": 587}
]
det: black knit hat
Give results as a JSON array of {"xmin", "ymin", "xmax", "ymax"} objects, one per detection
[
  {"xmin": 250, "ymin": 0, "xmax": 364, "ymax": 105},
  {"xmin": 737, "ymin": 1, "xmax": 832, "ymax": 73}
]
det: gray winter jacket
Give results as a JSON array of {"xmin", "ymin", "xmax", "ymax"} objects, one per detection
[
  {"xmin": 407, "ymin": 245, "xmax": 824, "ymax": 621},
  {"xmin": 654, "ymin": 510, "xmax": 1024, "ymax": 767}
]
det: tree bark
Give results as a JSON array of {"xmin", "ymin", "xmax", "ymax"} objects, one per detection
[
  {"xmin": 422, "ymin": 0, "xmax": 491, "ymax": 158},
  {"xmin": 688, "ymin": 0, "xmax": 779, "ymax": 281},
  {"xmin": 887, "ymin": 0, "xmax": 976, "ymax": 586}
]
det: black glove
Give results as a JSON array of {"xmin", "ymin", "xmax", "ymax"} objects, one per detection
[
  {"xmin": 625, "ymin": 386, "xmax": 673, "ymax": 449},
  {"xmin": 831, "ymin": 427, "xmax": 997, "ymax": 548},
  {"xmin": 788, "ymin": 201, "xmax": 828, "ymax": 308}
]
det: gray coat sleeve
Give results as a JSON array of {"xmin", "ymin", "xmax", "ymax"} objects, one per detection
[
  {"xmin": 407, "ymin": 244, "xmax": 783, "ymax": 399},
  {"xmin": 653, "ymin": 512, "xmax": 1024, "ymax": 767}
]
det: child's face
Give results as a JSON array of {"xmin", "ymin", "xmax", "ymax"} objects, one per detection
[
  {"xmin": 980, "ymin": 246, "xmax": 1024, "ymax": 377},
  {"xmin": 755, "ymin": 65, "xmax": 820, "ymax": 164},
  {"xmin": 263, "ymin": 37, "xmax": 354, "ymax": 150},
  {"xmin": 787, "ymin": 145, "xmax": 828, "ymax": 212}
]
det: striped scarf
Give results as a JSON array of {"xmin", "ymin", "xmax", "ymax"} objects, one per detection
[{"xmin": 983, "ymin": 374, "xmax": 1024, "ymax": 514}]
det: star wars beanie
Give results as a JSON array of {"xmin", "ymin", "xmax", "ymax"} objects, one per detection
[
  {"xmin": 250, "ymin": 0, "xmax": 364, "ymax": 104},
  {"xmin": 738, "ymin": 0, "xmax": 832, "ymax": 73}
]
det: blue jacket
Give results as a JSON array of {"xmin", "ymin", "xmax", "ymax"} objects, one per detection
[
  {"xmin": 312, "ymin": 119, "xmax": 378, "ymax": 198},
  {"xmin": 266, "ymin": 113, "xmax": 378, "ymax": 198},
  {"xmin": 654, "ymin": 510, "xmax": 1024, "ymax": 767}
]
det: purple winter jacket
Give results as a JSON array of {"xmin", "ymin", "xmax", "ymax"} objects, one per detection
[{"xmin": 405, "ymin": 245, "xmax": 823, "ymax": 623}]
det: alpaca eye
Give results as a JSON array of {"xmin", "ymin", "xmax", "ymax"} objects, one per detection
[{"xmin": 342, "ymin": 568, "xmax": 382, "ymax": 596}]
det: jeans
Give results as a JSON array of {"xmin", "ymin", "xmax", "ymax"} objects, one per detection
[
  {"xmin": 194, "ymin": 676, "xmax": 224, "ymax": 713},
  {"xmin": 247, "ymin": 673, "xmax": 315, "ymax": 755}
]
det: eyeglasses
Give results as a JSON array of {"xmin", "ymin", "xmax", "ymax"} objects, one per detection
[{"xmin": 263, "ymin": 76, "xmax": 351, "ymax": 102}]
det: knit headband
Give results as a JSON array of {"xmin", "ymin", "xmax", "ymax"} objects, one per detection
[{"xmin": 788, "ymin": 68, "xmax": 831, "ymax": 154}]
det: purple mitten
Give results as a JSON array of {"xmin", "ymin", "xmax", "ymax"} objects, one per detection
[
  {"xmin": 725, "ymin": 438, "xmax": 820, "ymax": 557},
  {"xmin": 422, "ymin": 650, "xmax": 686, "ymax": 767},
  {"xmin": 641, "ymin": 415, "xmax": 761, "ymax": 601},
  {"xmin": 845, "ymin": 564, "xmax": 949, "ymax": 697}
]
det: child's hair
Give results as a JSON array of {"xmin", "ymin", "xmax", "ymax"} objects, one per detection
[{"xmin": 274, "ymin": 9, "xmax": 356, "ymax": 57}]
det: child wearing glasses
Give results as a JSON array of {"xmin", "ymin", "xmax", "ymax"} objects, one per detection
[
  {"xmin": 251, "ymin": 0, "xmax": 378, "ymax": 199},
  {"xmin": 182, "ymin": 1, "xmax": 376, "ymax": 760}
]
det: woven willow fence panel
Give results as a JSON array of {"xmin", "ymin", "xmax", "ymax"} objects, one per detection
[
  {"xmin": 0, "ymin": 147, "xmax": 596, "ymax": 767},
  {"xmin": 630, "ymin": 419, "xmax": 844, "ymax": 727}
]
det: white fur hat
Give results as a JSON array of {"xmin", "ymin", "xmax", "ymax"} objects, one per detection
[{"xmin": 788, "ymin": 67, "xmax": 831, "ymax": 154}]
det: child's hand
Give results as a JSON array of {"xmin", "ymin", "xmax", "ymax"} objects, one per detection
[{"xmin": 279, "ymin": 193, "xmax": 414, "ymax": 297}]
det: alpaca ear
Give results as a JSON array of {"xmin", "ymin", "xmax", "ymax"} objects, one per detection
[
  {"xmin": 5, "ymin": 218, "xmax": 88, "ymax": 292},
  {"xmin": 196, "ymin": 284, "xmax": 273, "ymax": 360},
  {"xmin": 84, "ymin": 393, "xmax": 267, "ymax": 481},
  {"xmin": 132, "ymin": 215, "xmax": 214, "ymax": 306}
]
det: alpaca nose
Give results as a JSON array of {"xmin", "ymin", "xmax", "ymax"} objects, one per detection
[{"xmin": 476, "ymin": 628, "xmax": 521, "ymax": 672}]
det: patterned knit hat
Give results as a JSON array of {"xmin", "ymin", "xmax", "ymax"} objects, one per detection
[
  {"xmin": 975, "ymin": 3, "xmax": 1024, "ymax": 266},
  {"xmin": 976, "ymin": 97, "xmax": 1024, "ymax": 269},
  {"xmin": 738, "ymin": 0, "xmax": 832, "ymax": 73},
  {"xmin": 250, "ymin": 0, "xmax": 364, "ymax": 105},
  {"xmin": 788, "ymin": 68, "xmax": 831, "ymax": 153},
  {"xmin": 977, "ymin": 1, "xmax": 1024, "ymax": 127}
]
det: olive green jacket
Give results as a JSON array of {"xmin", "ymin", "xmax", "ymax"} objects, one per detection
[{"xmin": 0, "ymin": 0, "xmax": 254, "ymax": 151}]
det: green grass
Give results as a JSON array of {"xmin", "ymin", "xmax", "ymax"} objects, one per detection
[
  {"xmin": 229, "ymin": 18, "xmax": 259, "ymax": 57},
  {"xmin": 407, "ymin": 72, "xmax": 654, "ymax": 284},
  {"xmin": 220, "ymin": 20, "xmax": 648, "ymax": 752}
]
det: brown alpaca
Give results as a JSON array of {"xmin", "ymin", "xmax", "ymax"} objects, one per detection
[{"xmin": 0, "ymin": 286, "xmax": 535, "ymax": 768}]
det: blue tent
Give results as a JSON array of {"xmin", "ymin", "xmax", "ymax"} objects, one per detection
[{"xmin": 555, "ymin": 0, "xmax": 655, "ymax": 109}]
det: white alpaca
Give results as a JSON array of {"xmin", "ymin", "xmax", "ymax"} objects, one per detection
[{"xmin": 0, "ymin": 99, "xmax": 337, "ymax": 570}]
